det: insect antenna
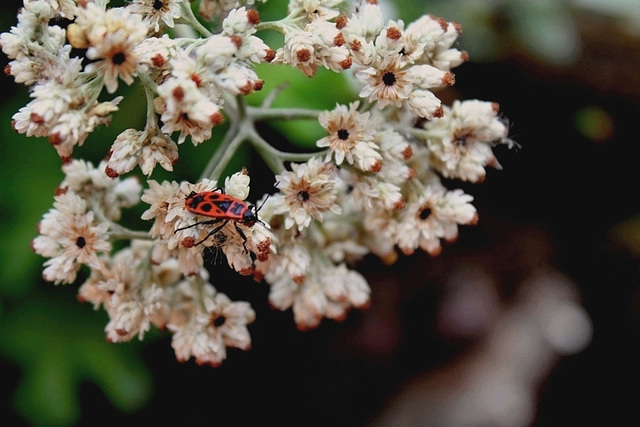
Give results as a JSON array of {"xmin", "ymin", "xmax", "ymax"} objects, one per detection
[{"xmin": 252, "ymin": 180, "xmax": 279, "ymax": 225}]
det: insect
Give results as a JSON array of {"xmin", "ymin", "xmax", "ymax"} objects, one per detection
[{"xmin": 175, "ymin": 187, "xmax": 265, "ymax": 248}]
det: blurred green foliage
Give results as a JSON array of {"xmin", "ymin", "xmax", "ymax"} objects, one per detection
[
  {"xmin": 0, "ymin": 76, "xmax": 155, "ymax": 427},
  {"xmin": 0, "ymin": 297, "xmax": 152, "ymax": 426},
  {"xmin": 247, "ymin": 64, "xmax": 356, "ymax": 148}
]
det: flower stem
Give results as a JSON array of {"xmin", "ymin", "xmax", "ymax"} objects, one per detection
[
  {"xmin": 108, "ymin": 230, "xmax": 154, "ymax": 241},
  {"xmin": 201, "ymin": 124, "xmax": 243, "ymax": 182},
  {"xmin": 397, "ymin": 125, "xmax": 440, "ymax": 140},
  {"xmin": 138, "ymin": 73, "xmax": 159, "ymax": 128},
  {"xmin": 246, "ymin": 128, "xmax": 286, "ymax": 174},
  {"xmin": 248, "ymin": 106, "xmax": 321, "ymax": 121},
  {"xmin": 178, "ymin": 1, "xmax": 212, "ymax": 37},
  {"xmin": 246, "ymin": 127, "xmax": 324, "ymax": 173},
  {"xmin": 201, "ymin": 95, "xmax": 324, "ymax": 181}
]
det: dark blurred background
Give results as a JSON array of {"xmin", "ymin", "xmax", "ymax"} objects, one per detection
[{"xmin": 1, "ymin": 0, "xmax": 639, "ymax": 425}]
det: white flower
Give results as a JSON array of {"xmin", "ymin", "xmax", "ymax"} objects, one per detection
[
  {"xmin": 424, "ymin": 100, "xmax": 510, "ymax": 182},
  {"xmin": 407, "ymin": 89, "xmax": 443, "ymax": 120},
  {"xmin": 224, "ymin": 169, "xmax": 251, "ymax": 200},
  {"xmin": 257, "ymin": 242, "xmax": 311, "ymax": 285},
  {"xmin": 314, "ymin": 206, "xmax": 370, "ymax": 264},
  {"xmin": 274, "ymin": 20, "xmax": 351, "ymax": 77},
  {"xmin": 346, "ymin": 1, "xmax": 384, "ymax": 39},
  {"xmin": 288, "ymin": 0, "xmax": 343, "ymax": 21},
  {"xmin": 215, "ymin": 61, "xmax": 264, "ymax": 96},
  {"xmin": 348, "ymin": 174, "xmax": 405, "ymax": 211},
  {"xmin": 356, "ymin": 55, "xmax": 453, "ymax": 117},
  {"xmin": 77, "ymin": 4, "xmax": 148, "ymax": 94},
  {"xmin": 105, "ymin": 287, "xmax": 162, "ymax": 342},
  {"xmin": 271, "ymin": 158, "xmax": 342, "ymax": 231},
  {"xmin": 267, "ymin": 257, "xmax": 370, "ymax": 331},
  {"xmin": 32, "ymin": 192, "xmax": 111, "ymax": 285},
  {"xmin": 340, "ymin": 2, "xmax": 384, "ymax": 66},
  {"xmin": 346, "ymin": 11, "xmax": 466, "ymax": 118},
  {"xmin": 156, "ymin": 76, "xmax": 225, "ymax": 145},
  {"xmin": 407, "ymin": 16, "xmax": 467, "ymax": 71},
  {"xmin": 396, "ymin": 181, "xmax": 477, "ymax": 256},
  {"xmin": 1, "ymin": 8, "xmax": 70, "ymax": 85},
  {"xmin": 170, "ymin": 49, "xmax": 221, "ymax": 99},
  {"xmin": 106, "ymin": 128, "xmax": 179, "ymax": 177},
  {"xmin": 61, "ymin": 159, "xmax": 142, "ymax": 222},
  {"xmin": 24, "ymin": 0, "xmax": 78, "ymax": 20},
  {"xmin": 127, "ymin": 0, "xmax": 183, "ymax": 33},
  {"xmin": 221, "ymin": 7, "xmax": 272, "ymax": 65},
  {"xmin": 134, "ymin": 34, "xmax": 178, "ymax": 83},
  {"xmin": 194, "ymin": 35, "xmax": 256, "ymax": 97},
  {"xmin": 363, "ymin": 208, "xmax": 398, "ymax": 263},
  {"xmin": 106, "ymin": 129, "xmax": 145, "ymax": 176},
  {"xmin": 93, "ymin": 243, "xmax": 172, "ymax": 342},
  {"xmin": 169, "ymin": 282, "xmax": 255, "ymax": 367},
  {"xmin": 317, "ymin": 102, "xmax": 382, "ymax": 171},
  {"xmin": 11, "ymin": 59, "xmax": 122, "ymax": 159}
]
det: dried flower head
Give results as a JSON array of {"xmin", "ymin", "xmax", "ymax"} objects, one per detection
[{"xmin": 32, "ymin": 192, "xmax": 111, "ymax": 285}]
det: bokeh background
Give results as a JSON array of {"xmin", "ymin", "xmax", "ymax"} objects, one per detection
[{"xmin": 1, "ymin": 0, "xmax": 640, "ymax": 425}]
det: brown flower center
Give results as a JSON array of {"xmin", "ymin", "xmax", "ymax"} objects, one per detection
[
  {"xmin": 419, "ymin": 208, "xmax": 432, "ymax": 220},
  {"xmin": 297, "ymin": 190, "xmax": 310, "ymax": 202},
  {"xmin": 382, "ymin": 71, "xmax": 396, "ymax": 86},
  {"xmin": 111, "ymin": 52, "xmax": 126, "ymax": 65},
  {"xmin": 212, "ymin": 314, "xmax": 226, "ymax": 327}
]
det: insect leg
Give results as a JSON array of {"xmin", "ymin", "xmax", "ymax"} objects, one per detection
[
  {"xmin": 234, "ymin": 222, "xmax": 249, "ymax": 254},
  {"xmin": 196, "ymin": 220, "xmax": 229, "ymax": 246},
  {"xmin": 175, "ymin": 218, "xmax": 223, "ymax": 233}
]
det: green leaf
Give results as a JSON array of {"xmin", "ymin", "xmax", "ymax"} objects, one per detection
[
  {"xmin": 13, "ymin": 343, "xmax": 79, "ymax": 427},
  {"xmin": 511, "ymin": 1, "xmax": 581, "ymax": 66},
  {"xmin": 78, "ymin": 338, "xmax": 153, "ymax": 413},
  {"xmin": 247, "ymin": 64, "xmax": 357, "ymax": 148},
  {"xmin": 0, "ymin": 93, "xmax": 62, "ymax": 297},
  {"xmin": 0, "ymin": 296, "xmax": 153, "ymax": 425}
]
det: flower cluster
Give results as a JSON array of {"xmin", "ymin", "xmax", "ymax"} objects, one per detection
[{"xmin": 4, "ymin": 0, "xmax": 513, "ymax": 366}]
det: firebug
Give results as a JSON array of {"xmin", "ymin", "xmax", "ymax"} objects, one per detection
[{"xmin": 176, "ymin": 187, "xmax": 265, "ymax": 248}]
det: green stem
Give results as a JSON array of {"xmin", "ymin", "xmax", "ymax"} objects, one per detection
[
  {"xmin": 246, "ymin": 127, "xmax": 324, "ymax": 173},
  {"xmin": 200, "ymin": 123, "xmax": 243, "ymax": 182},
  {"xmin": 138, "ymin": 73, "xmax": 159, "ymax": 128},
  {"xmin": 221, "ymin": 92, "xmax": 239, "ymax": 120},
  {"xmin": 255, "ymin": 20, "xmax": 294, "ymax": 35},
  {"xmin": 191, "ymin": 274, "xmax": 209, "ymax": 313},
  {"xmin": 200, "ymin": 96, "xmax": 252, "ymax": 181},
  {"xmin": 199, "ymin": 93, "xmax": 324, "ymax": 182},
  {"xmin": 90, "ymin": 200, "xmax": 151, "ymax": 242},
  {"xmin": 248, "ymin": 106, "xmax": 321, "ymax": 121},
  {"xmin": 256, "ymin": 12, "xmax": 307, "ymax": 33},
  {"xmin": 178, "ymin": 1, "xmax": 212, "ymax": 37},
  {"xmin": 261, "ymin": 82, "xmax": 289, "ymax": 108},
  {"xmin": 246, "ymin": 128, "xmax": 286, "ymax": 174},
  {"xmin": 108, "ymin": 230, "xmax": 153, "ymax": 241},
  {"xmin": 397, "ymin": 125, "xmax": 440, "ymax": 140},
  {"xmin": 235, "ymin": 94, "xmax": 248, "ymax": 118}
]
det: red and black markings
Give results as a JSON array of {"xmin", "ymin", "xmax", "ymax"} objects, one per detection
[
  {"xmin": 176, "ymin": 187, "xmax": 262, "ymax": 248},
  {"xmin": 185, "ymin": 191, "xmax": 252, "ymax": 222}
]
